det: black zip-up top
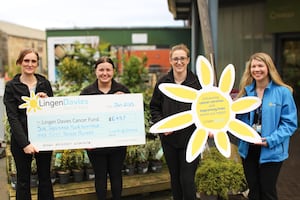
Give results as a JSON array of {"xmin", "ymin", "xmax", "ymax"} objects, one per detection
[
  {"xmin": 80, "ymin": 79, "xmax": 130, "ymax": 95},
  {"xmin": 150, "ymin": 69, "xmax": 201, "ymax": 148},
  {"xmin": 3, "ymin": 74, "xmax": 53, "ymax": 149}
]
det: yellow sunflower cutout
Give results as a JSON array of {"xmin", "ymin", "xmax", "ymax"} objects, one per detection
[
  {"xmin": 150, "ymin": 55, "xmax": 262, "ymax": 162},
  {"xmin": 19, "ymin": 91, "xmax": 42, "ymax": 113}
]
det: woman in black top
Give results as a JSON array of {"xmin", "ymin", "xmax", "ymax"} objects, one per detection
[
  {"xmin": 4, "ymin": 48, "xmax": 54, "ymax": 200},
  {"xmin": 80, "ymin": 56, "xmax": 129, "ymax": 200},
  {"xmin": 150, "ymin": 44, "xmax": 201, "ymax": 200}
]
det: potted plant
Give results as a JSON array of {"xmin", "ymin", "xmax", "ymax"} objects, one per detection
[
  {"xmin": 55, "ymin": 150, "xmax": 71, "ymax": 184},
  {"xmin": 50, "ymin": 152, "xmax": 57, "ymax": 184},
  {"xmin": 83, "ymin": 150, "xmax": 95, "ymax": 180},
  {"xmin": 30, "ymin": 157, "xmax": 38, "ymax": 187},
  {"xmin": 68, "ymin": 149, "xmax": 85, "ymax": 182},
  {"xmin": 195, "ymin": 147, "xmax": 247, "ymax": 200},
  {"xmin": 124, "ymin": 145, "xmax": 137, "ymax": 175},
  {"xmin": 135, "ymin": 144, "xmax": 149, "ymax": 174},
  {"xmin": 9, "ymin": 157, "xmax": 17, "ymax": 189},
  {"xmin": 147, "ymin": 138, "xmax": 163, "ymax": 173}
]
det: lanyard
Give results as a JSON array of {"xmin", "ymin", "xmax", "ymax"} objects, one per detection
[{"xmin": 254, "ymin": 105, "xmax": 262, "ymax": 125}]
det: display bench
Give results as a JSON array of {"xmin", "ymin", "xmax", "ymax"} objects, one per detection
[{"xmin": 6, "ymin": 146, "xmax": 170, "ymax": 200}]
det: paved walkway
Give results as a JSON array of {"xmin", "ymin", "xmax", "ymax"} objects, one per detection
[
  {"xmin": 0, "ymin": 130, "xmax": 299, "ymax": 200},
  {"xmin": 277, "ymin": 130, "xmax": 300, "ymax": 200}
]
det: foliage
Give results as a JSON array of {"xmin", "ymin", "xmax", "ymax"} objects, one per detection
[
  {"xmin": 54, "ymin": 150, "xmax": 71, "ymax": 172},
  {"xmin": 9, "ymin": 157, "xmax": 17, "ymax": 175},
  {"xmin": 195, "ymin": 147, "xmax": 246, "ymax": 200},
  {"xmin": 135, "ymin": 144, "xmax": 149, "ymax": 164},
  {"xmin": 83, "ymin": 150, "xmax": 92, "ymax": 168},
  {"xmin": 125, "ymin": 145, "xmax": 137, "ymax": 165},
  {"xmin": 147, "ymin": 137, "xmax": 163, "ymax": 161},
  {"xmin": 31, "ymin": 157, "xmax": 37, "ymax": 175},
  {"xmin": 3, "ymin": 116, "xmax": 10, "ymax": 144},
  {"xmin": 54, "ymin": 41, "xmax": 111, "ymax": 96},
  {"xmin": 68, "ymin": 149, "xmax": 85, "ymax": 170},
  {"xmin": 119, "ymin": 55, "xmax": 149, "ymax": 93},
  {"xmin": 56, "ymin": 57, "xmax": 90, "ymax": 89}
]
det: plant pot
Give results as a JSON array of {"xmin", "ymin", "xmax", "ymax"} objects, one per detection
[
  {"xmin": 57, "ymin": 170, "xmax": 71, "ymax": 184},
  {"xmin": 149, "ymin": 160, "xmax": 162, "ymax": 173},
  {"xmin": 30, "ymin": 174, "xmax": 38, "ymax": 187},
  {"xmin": 72, "ymin": 169, "xmax": 84, "ymax": 182},
  {"xmin": 10, "ymin": 174, "xmax": 17, "ymax": 190},
  {"xmin": 136, "ymin": 162, "xmax": 149, "ymax": 174},
  {"xmin": 200, "ymin": 193, "xmax": 218, "ymax": 200},
  {"xmin": 51, "ymin": 170, "xmax": 56, "ymax": 184},
  {"xmin": 85, "ymin": 167, "xmax": 95, "ymax": 180},
  {"xmin": 124, "ymin": 164, "xmax": 135, "ymax": 176}
]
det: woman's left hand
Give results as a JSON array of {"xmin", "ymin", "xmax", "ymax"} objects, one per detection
[
  {"xmin": 254, "ymin": 137, "xmax": 268, "ymax": 147},
  {"xmin": 114, "ymin": 91, "xmax": 125, "ymax": 94},
  {"xmin": 36, "ymin": 92, "xmax": 48, "ymax": 98}
]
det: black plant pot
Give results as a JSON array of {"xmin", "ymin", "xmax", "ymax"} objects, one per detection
[
  {"xmin": 136, "ymin": 162, "xmax": 149, "ymax": 174},
  {"xmin": 72, "ymin": 169, "xmax": 84, "ymax": 182},
  {"xmin": 149, "ymin": 160, "xmax": 162, "ymax": 173},
  {"xmin": 85, "ymin": 168, "xmax": 95, "ymax": 180},
  {"xmin": 57, "ymin": 170, "xmax": 71, "ymax": 184},
  {"xmin": 124, "ymin": 164, "xmax": 135, "ymax": 176},
  {"xmin": 30, "ymin": 174, "xmax": 38, "ymax": 187}
]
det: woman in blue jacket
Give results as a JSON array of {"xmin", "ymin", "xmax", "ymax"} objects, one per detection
[{"xmin": 237, "ymin": 52, "xmax": 298, "ymax": 200}]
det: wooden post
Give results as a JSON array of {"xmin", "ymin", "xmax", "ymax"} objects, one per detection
[{"xmin": 197, "ymin": 0, "xmax": 217, "ymax": 85}]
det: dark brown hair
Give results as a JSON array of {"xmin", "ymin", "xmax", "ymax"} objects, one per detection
[
  {"xmin": 16, "ymin": 48, "xmax": 39, "ymax": 65},
  {"xmin": 94, "ymin": 56, "xmax": 115, "ymax": 69}
]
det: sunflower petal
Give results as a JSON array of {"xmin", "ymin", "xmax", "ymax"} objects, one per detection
[
  {"xmin": 228, "ymin": 119, "xmax": 261, "ymax": 143},
  {"xmin": 150, "ymin": 111, "xmax": 194, "ymax": 133},
  {"xmin": 159, "ymin": 83, "xmax": 198, "ymax": 103},
  {"xmin": 186, "ymin": 128, "xmax": 208, "ymax": 163},
  {"xmin": 219, "ymin": 64, "xmax": 235, "ymax": 94},
  {"xmin": 214, "ymin": 131, "xmax": 231, "ymax": 158},
  {"xmin": 231, "ymin": 97, "xmax": 261, "ymax": 113},
  {"xmin": 196, "ymin": 55, "xmax": 213, "ymax": 87}
]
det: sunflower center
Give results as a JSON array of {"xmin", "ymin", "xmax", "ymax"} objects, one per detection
[{"xmin": 196, "ymin": 91, "xmax": 230, "ymax": 129}]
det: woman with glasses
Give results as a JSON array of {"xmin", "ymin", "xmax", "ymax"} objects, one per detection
[
  {"xmin": 150, "ymin": 44, "xmax": 201, "ymax": 200},
  {"xmin": 4, "ymin": 48, "xmax": 54, "ymax": 200}
]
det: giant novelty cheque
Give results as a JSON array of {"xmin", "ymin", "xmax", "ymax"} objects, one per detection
[{"xmin": 21, "ymin": 93, "xmax": 145, "ymax": 151}]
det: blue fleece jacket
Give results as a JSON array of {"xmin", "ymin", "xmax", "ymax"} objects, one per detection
[{"xmin": 238, "ymin": 81, "xmax": 298, "ymax": 164}]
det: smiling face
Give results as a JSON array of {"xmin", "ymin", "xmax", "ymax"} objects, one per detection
[
  {"xmin": 95, "ymin": 62, "xmax": 114, "ymax": 84},
  {"xmin": 20, "ymin": 52, "xmax": 38, "ymax": 75},
  {"xmin": 250, "ymin": 58, "xmax": 269, "ymax": 83},
  {"xmin": 170, "ymin": 49, "xmax": 190, "ymax": 74}
]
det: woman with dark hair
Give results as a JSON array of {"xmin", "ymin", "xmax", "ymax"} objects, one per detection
[
  {"xmin": 237, "ymin": 52, "xmax": 298, "ymax": 200},
  {"xmin": 80, "ymin": 56, "xmax": 129, "ymax": 200},
  {"xmin": 4, "ymin": 48, "xmax": 54, "ymax": 200}
]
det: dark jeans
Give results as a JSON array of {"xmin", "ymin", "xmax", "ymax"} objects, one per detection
[
  {"xmin": 11, "ymin": 141, "xmax": 54, "ymax": 200},
  {"xmin": 161, "ymin": 141, "xmax": 199, "ymax": 200},
  {"xmin": 87, "ymin": 147, "xmax": 126, "ymax": 200},
  {"xmin": 242, "ymin": 145, "xmax": 283, "ymax": 200}
]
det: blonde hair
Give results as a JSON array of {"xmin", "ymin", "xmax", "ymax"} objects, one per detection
[
  {"xmin": 237, "ymin": 52, "xmax": 293, "ymax": 97},
  {"xmin": 169, "ymin": 44, "xmax": 190, "ymax": 58}
]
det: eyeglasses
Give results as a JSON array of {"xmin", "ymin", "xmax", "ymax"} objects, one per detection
[
  {"xmin": 171, "ymin": 56, "xmax": 188, "ymax": 63},
  {"xmin": 23, "ymin": 59, "xmax": 38, "ymax": 64}
]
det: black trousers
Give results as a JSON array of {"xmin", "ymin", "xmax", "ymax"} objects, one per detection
[
  {"xmin": 11, "ymin": 141, "xmax": 54, "ymax": 200},
  {"xmin": 242, "ymin": 145, "xmax": 283, "ymax": 200},
  {"xmin": 87, "ymin": 147, "xmax": 126, "ymax": 200},
  {"xmin": 161, "ymin": 141, "xmax": 199, "ymax": 200}
]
